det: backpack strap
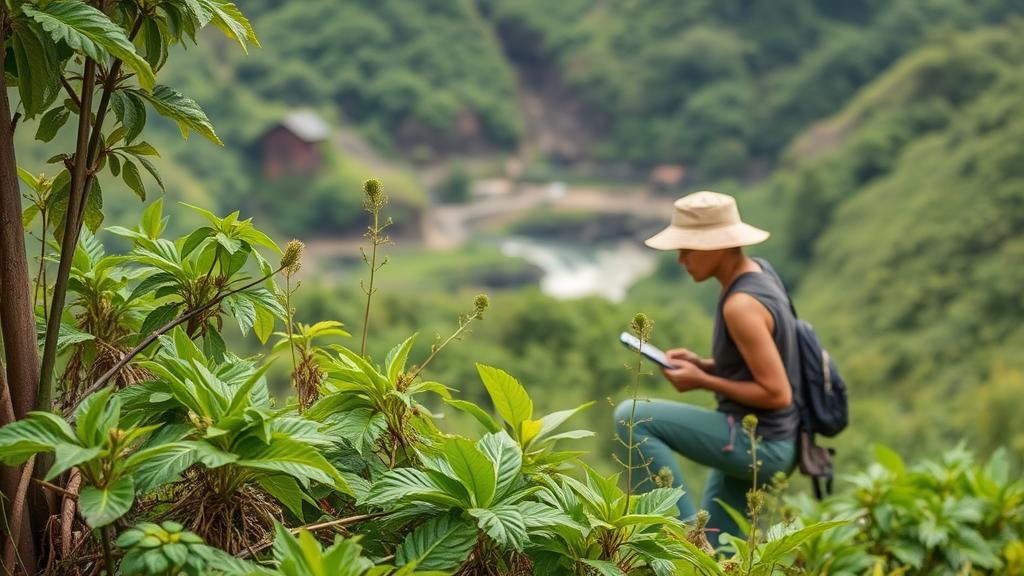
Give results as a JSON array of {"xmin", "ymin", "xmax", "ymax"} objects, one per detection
[{"xmin": 751, "ymin": 257, "xmax": 798, "ymax": 319}]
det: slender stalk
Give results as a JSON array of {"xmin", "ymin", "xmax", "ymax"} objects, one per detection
[
  {"xmin": 72, "ymin": 268, "xmax": 283, "ymax": 407},
  {"xmin": 285, "ymin": 275, "xmax": 299, "ymax": 402},
  {"xmin": 624, "ymin": 347, "xmax": 644, "ymax": 505},
  {"xmin": 405, "ymin": 311, "xmax": 481, "ymax": 382},
  {"xmin": 40, "ymin": 13, "xmax": 146, "ymax": 411},
  {"xmin": 38, "ymin": 58, "xmax": 98, "ymax": 412},
  {"xmin": 98, "ymin": 527, "xmax": 113, "ymax": 575},
  {"xmin": 360, "ymin": 209, "xmax": 379, "ymax": 357}
]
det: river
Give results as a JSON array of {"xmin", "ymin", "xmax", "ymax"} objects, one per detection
[{"xmin": 499, "ymin": 236, "xmax": 657, "ymax": 302}]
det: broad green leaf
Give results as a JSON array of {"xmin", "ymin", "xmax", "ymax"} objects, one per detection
[
  {"xmin": 395, "ymin": 513, "xmax": 477, "ymax": 571},
  {"xmin": 140, "ymin": 302, "xmax": 182, "ymax": 338},
  {"xmin": 35, "ymin": 106, "xmax": 70, "ymax": 142},
  {"xmin": 325, "ymin": 408, "xmax": 386, "ymax": 456},
  {"xmin": 633, "ymin": 487, "xmax": 684, "ymax": 516},
  {"xmin": 254, "ymin": 306, "xmax": 276, "ymax": 345},
  {"xmin": 362, "ymin": 468, "xmax": 464, "ymax": 509},
  {"xmin": 536, "ymin": 401, "xmax": 595, "ymax": 441},
  {"xmin": 236, "ymin": 436, "xmax": 349, "ymax": 493},
  {"xmin": 126, "ymin": 441, "xmax": 199, "ymax": 493},
  {"xmin": 873, "ymin": 444, "xmax": 905, "ymax": 475},
  {"xmin": 135, "ymin": 85, "xmax": 221, "ymax": 144},
  {"xmin": 141, "ymin": 197, "xmax": 165, "ymax": 239},
  {"xmin": 74, "ymin": 387, "xmax": 119, "ymax": 447},
  {"xmin": 46, "ymin": 444, "xmax": 104, "ymax": 481},
  {"xmin": 477, "ymin": 432, "xmax": 522, "ymax": 500},
  {"xmin": 195, "ymin": 0, "xmax": 260, "ymax": 53},
  {"xmin": 258, "ymin": 476, "xmax": 307, "ymax": 519},
  {"xmin": 469, "ymin": 505, "xmax": 527, "ymax": 551},
  {"xmin": 22, "ymin": 203, "xmax": 41, "ymax": 228},
  {"xmin": 476, "ymin": 364, "xmax": 532, "ymax": 428},
  {"xmin": 10, "ymin": 19, "xmax": 62, "ymax": 117},
  {"xmin": 581, "ymin": 559, "xmax": 626, "ymax": 576},
  {"xmin": 520, "ymin": 419, "xmax": 542, "ymax": 445},
  {"xmin": 753, "ymin": 520, "xmax": 848, "ymax": 575},
  {"xmin": 22, "ymin": 1, "xmax": 155, "ymax": 90},
  {"xmin": 444, "ymin": 399, "xmax": 501, "ymax": 433},
  {"xmin": 443, "ymin": 437, "xmax": 497, "ymax": 507},
  {"xmin": 136, "ymin": 156, "xmax": 165, "ymax": 194},
  {"xmin": 122, "ymin": 160, "xmax": 146, "ymax": 200},
  {"xmin": 111, "ymin": 90, "xmax": 148, "ymax": 144},
  {"xmin": 79, "ymin": 476, "xmax": 135, "ymax": 527},
  {"xmin": 386, "ymin": 334, "xmax": 417, "ymax": 384}
]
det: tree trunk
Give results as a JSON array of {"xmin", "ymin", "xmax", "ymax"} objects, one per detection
[
  {"xmin": 1, "ymin": 14, "xmax": 42, "ymax": 574},
  {"xmin": 0, "ymin": 16, "xmax": 40, "ymax": 423},
  {"xmin": 0, "ymin": 361, "xmax": 36, "ymax": 575}
]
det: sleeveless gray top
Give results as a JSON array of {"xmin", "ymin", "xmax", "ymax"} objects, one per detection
[{"xmin": 711, "ymin": 258, "xmax": 800, "ymax": 440}]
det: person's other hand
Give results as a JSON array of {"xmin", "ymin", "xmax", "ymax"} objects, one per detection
[
  {"xmin": 662, "ymin": 362, "xmax": 708, "ymax": 393},
  {"xmin": 666, "ymin": 348, "xmax": 702, "ymax": 366}
]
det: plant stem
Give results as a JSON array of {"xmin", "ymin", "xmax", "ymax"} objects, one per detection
[
  {"xmin": 624, "ymin": 350, "xmax": 644, "ymax": 507},
  {"xmin": 98, "ymin": 527, "xmax": 113, "ymax": 575},
  {"xmin": 38, "ymin": 58, "xmax": 98, "ymax": 412},
  {"xmin": 406, "ymin": 312, "xmax": 480, "ymax": 382},
  {"xmin": 285, "ymin": 275, "xmax": 299, "ymax": 404},
  {"xmin": 360, "ymin": 211, "xmax": 379, "ymax": 357}
]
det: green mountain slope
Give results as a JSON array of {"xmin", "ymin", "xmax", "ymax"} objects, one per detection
[{"xmin": 776, "ymin": 26, "xmax": 1024, "ymax": 462}]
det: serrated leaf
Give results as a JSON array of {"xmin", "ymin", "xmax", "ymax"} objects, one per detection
[
  {"xmin": 195, "ymin": 0, "xmax": 260, "ymax": 53},
  {"xmin": 469, "ymin": 505, "xmax": 527, "ymax": 551},
  {"xmin": 476, "ymin": 364, "xmax": 532, "ymax": 430},
  {"xmin": 325, "ymin": 408, "xmax": 386, "ymax": 456},
  {"xmin": 22, "ymin": 1, "xmax": 155, "ymax": 90},
  {"xmin": 127, "ymin": 441, "xmax": 198, "ymax": 494},
  {"xmin": 135, "ymin": 85, "xmax": 221, "ymax": 145},
  {"xmin": 141, "ymin": 303, "xmax": 181, "ymax": 338},
  {"xmin": 112, "ymin": 91, "xmax": 147, "ymax": 144},
  {"xmin": 122, "ymin": 160, "xmax": 146, "ymax": 201},
  {"xmin": 395, "ymin": 513, "xmax": 477, "ymax": 571}
]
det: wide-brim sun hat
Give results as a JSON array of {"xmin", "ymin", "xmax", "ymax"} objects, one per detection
[{"xmin": 644, "ymin": 191, "xmax": 769, "ymax": 251}]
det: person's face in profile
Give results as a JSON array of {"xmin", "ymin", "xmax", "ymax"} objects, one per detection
[{"xmin": 677, "ymin": 248, "xmax": 722, "ymax": 282}]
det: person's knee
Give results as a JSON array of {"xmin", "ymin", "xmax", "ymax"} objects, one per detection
[
  {"xmin": 613, "ymin": 400, "xmax": 634, "ymax": 429},
  {"xmin": 613, "ymin": 399, "xmax": 651, "ymax": 436}
]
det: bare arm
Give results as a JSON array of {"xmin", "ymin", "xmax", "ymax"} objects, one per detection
[{"xmin": 662, "ymin": 293, "xmax": 792, "ymax": 410}]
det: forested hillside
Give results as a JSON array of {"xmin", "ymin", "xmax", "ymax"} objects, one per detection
[{"xmin": 776, "ymin": 25, "xmax": 1024, "ymax": 460}]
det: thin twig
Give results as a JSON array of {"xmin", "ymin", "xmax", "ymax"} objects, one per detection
[
  {"xmin": 32, "ymin": 478, "xmax": 78, "ymax": 500},
  {"xmin": 237, "ymin": 512, "xmax": 388, "ymax": 558}
]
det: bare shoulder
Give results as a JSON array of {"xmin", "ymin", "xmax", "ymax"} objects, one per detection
[{"xmin": 722, "ymin": 292, "xmax": 772, "ymax": 330}]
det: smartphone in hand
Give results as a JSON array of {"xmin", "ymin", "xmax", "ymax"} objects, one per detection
[{"xmin": 619, "ymin": 332, "xmax": 677, "ymax": 370}]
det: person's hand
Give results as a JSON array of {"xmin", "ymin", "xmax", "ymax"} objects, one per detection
[
  {"xmin": 666, "ymin": 348, "xmax": 712, "ymax": 372},
  {"xmin": 662, "ymin": 361, "xmax": 709, "ymax": 393}
]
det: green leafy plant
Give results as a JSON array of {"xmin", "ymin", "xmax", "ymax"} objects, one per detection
[
  {"xmin": 364, "ymin": 430, "xmax": 576, "ymax": 573},
  {"xmin": 118, "ymin": 327, "xmax": 349, "ymax": 552},
  {"xmin": 446, "ymin": 363, "xmax": 594, "ymax": 473},
  {"xmin": 117, "ymin": 521, "xmax": 211, "ymax": 576}
]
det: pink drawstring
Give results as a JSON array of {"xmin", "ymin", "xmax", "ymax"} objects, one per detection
[{"xmin": 722, "ymin": 414, "xmax": 736, "ymax": 452}]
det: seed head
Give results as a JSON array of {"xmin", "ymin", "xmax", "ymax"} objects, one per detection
[
  {"xmin": 630, "ymin": 313, "xmax": 653, "ymax": 341},
  {"xmin": 473, "ymin": 293, "xmax": 490, "ymax": 318},
  {"xmin": 742, "ymin": 414, "xmax": 758, "ymax": 435},
  {"xmin": 653, "ymin": 466, "xmax": 674, "ymax": 488},
  {"xmin": 282, "ymin": 239, "xmax": 304, "ymax": 275},
  {"xmin": 363, "ymin": 178, "xmax": 388, "ymax": 213}
]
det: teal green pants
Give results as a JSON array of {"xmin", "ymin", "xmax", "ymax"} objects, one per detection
[{"xmin": 613, "ymin": 399, "xmax": 797, "ymax": 544}]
